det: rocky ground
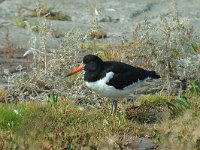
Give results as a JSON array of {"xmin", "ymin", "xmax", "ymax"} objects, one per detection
[
  {"xmin": 0, "ymin": 0, "xmax": 200, "ymax": 48},
  {"xmin": 0, "ymin": 0, "xmax": 200, "ymax": 78},
  {"xmin": 0, "ymin": 0, "xmax": 199, "ymax": 86}
]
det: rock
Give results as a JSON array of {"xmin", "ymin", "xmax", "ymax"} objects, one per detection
[
  {"xmin": 99, "ymin": 16, "xmax": 120, "ymax": 23},
  {"xmin": 127, "ymin": 137, "xmax": 156, "ymax": 150},
  {"xmin": 130, "ymin": 2, "xmax": 156, "ymax": 18}
]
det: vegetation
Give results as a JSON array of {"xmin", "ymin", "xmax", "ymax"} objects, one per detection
[
  {"xmin": 29, "ymin": 3, "xmax": 72, "ymax": 21},
  {"xmin": 15, "ymin": 3, "xmax": 70, "ymax": 37},
  {"xmin": 0, "ymin": 2, "xmax": 200, "ymax": 150},
  {"xmin": 0, "ymin": 91, "xmax": 199, "ymax": 149}
]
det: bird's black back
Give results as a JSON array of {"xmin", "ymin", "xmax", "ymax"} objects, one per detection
[{"xmin": 99, "ymin": 61, "xmax": 160, "ymax": 89}]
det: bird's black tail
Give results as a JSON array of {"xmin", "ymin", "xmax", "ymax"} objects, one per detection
[{"xmin": 149, "ymin": 71, "xmax": 161, "ymax": 79}]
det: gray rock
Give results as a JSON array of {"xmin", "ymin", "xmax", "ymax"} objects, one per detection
[{"xmin": 127, "ymin": 137, "xmax": 156, "ymax": 150}]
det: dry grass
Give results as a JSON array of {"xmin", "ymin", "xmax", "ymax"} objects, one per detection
[
  {"xmin": 89, "ymin": 30, "xmax": 107, "ymax": 39},
  {"xmin": 30, "ymin": 3, "xmax": 71, "ymax": 21},
  {"xmin": 17, "ymin": 3, "xmax": 71, "ymax": 21},
  {"xmin": 0, "ymin": 90, "xmax": 7, "ymax": 103}
]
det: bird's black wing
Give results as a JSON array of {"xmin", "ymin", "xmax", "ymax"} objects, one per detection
[{"xmin": 102, "ymin": 61, "xmax": 153, "ymax": 89}]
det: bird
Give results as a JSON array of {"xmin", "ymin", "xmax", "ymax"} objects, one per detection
[{"xmin": 66, "ymin": 54, "xmax": 161, "ymax": 115}]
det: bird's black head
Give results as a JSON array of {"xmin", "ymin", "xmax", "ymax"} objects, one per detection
[
  {"xmin": 65, "ymin": 54, "xmax": 103, "ymax": 78},
  {"xmin": 83, "ymin": 55, "xmax": 103, "ymax": 72}
]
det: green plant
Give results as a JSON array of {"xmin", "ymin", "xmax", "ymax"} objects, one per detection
[
  {"xmin": 0, "ymin": 106, "xmax": 22, "ymax": 130},
  {"xmin": 166, "ymin": 95, "xmax": 191, "ymax": 116},
  {"xmin": 189, "ymin": 78, "xmax": 200, "ymax": 96},
  {"xmin": 49, "ymin": 90, "xmax": 58, "ymax": 107},
  {"xmin": 15, "ymin": 17, "xmax": 26, "ymax": 28},
  {"xmin": 175, "ymin": 96, "xmax": 191, "ymax": 109}
]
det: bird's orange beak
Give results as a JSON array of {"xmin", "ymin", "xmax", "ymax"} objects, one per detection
[{"xmin": 65, "ymin": 65, "xmax": 85, "ymax": 77}]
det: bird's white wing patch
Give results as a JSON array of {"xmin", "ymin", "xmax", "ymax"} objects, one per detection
[
  {"xmin": 85, "ymin": 72, "xmax": 114, "ymax": 92},
  {"xmin": 102, "ymin": 72, "xmax": 115, "ymax": 83},
  {"xmin": 85, "ymin": 72, "xmax": 152, "ymax": 98},
  {"xmin": 85, "ymin": 72, "xmax": 129, "ymax": 98}
]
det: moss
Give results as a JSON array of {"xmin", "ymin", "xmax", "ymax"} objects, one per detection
[{"xmin": 15, "ymin": 18, "xmax": 26, "ymax": 28}]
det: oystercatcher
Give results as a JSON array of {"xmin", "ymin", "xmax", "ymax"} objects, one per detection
[{"xmin": 66, "ymin": 54, "xmax": 160, "ymax": 115}]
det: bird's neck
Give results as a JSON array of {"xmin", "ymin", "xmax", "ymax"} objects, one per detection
[{"xmin": 84, "ymin": 64, "xmax": 104, "ymax": 82}]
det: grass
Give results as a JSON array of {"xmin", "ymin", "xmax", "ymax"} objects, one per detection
[
  {"xmin": 0, "ymin": 99, "xmax": 148, "ymax": 149},
  {"xmin": 0, "ymin": 92, "xmax": 199, "ymax": 149},
  {"xmin": 0, "ymin": 103, "xmax": 38, "ymax": 130}
]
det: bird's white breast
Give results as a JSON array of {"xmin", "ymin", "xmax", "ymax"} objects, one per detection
[{"xmin": 85, "ymin": 72, "xmax": 148, "ymax": 98}]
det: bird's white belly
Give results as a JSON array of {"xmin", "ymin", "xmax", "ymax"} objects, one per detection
[
  {"xmin": 85, "ymin": 72, "xmax": 145, "ymax": 98},
  {"xmin": 85, "ymin": 81, "xmax": 137, "ymax": 98}
]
